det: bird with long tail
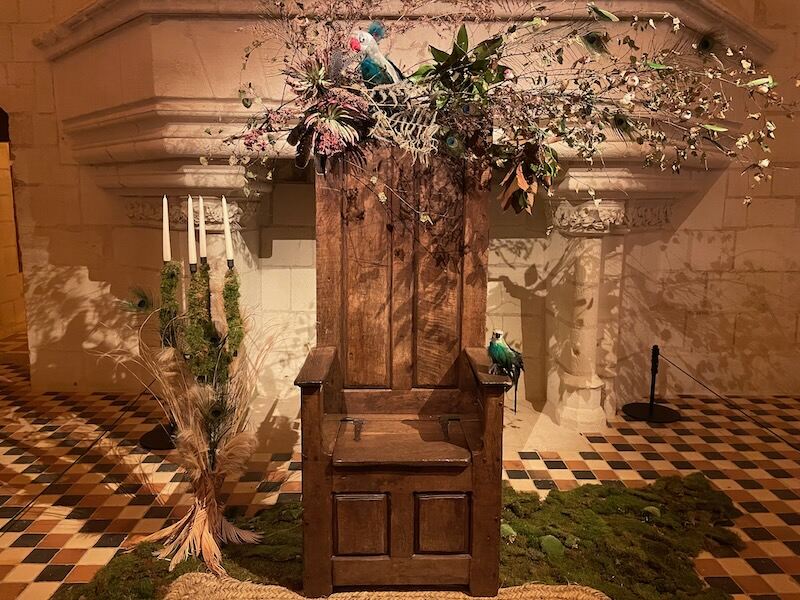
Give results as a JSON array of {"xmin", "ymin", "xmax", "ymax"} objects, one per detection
[{"xmin": 488, "ymin": 329, "xmax": 524, "ymax": 413}]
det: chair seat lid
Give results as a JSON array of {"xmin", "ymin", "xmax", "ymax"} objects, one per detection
[{"xmin": 332, "ymin": 418, "xmax": 471, "ymax": 468}]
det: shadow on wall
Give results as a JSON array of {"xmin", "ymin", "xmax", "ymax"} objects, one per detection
[
  {"xmin": 16, "ymin": 182, "xmax": 165, "ymax": 392},
  {"xmin": 22, "ymin": 262, "xmax": 159, "ymax": 391},
  {"xmin": 619, "ymin": 217, "xmax": 800, "ymax": 401},
  {"xmin": 487, "ymin": 192, "xmax": 583, "ymax": 418},
  {"xmin": 248, "ymin": 170, "xmax": 317, "ymax": 454}
]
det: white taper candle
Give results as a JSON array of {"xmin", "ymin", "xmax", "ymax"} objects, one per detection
[
  {"xmin": 221, "ymin": 195, "xmax": 234, "ymax": 267},
  {"xmin": 162, "ymin": 195, "xmax": 171, "ymax": 262},
  {"xmin": 198, "ymin": 195, "xmax": 208, "ymax": 261},
  {"xmin": 187, "ymin": 195, "xmax": 197, "ymax": 266}
]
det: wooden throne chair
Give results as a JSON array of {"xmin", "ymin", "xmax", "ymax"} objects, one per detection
[{"xmin": 296, "ymin": 148, "xmax": 510, "ymax": 597}]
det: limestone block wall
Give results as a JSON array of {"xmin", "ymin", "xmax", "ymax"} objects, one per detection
[
  {"xmin": 486, "ymin": 201, "xmax": 552, "ymax": 414},
  {"xmin": 0, "ymin": 0, "xmax": 160, "ymax": 390},
  {"xmin": 253, "ymin": 182, "xmax": 316, "ymax": 452},
  {"xmin": 617, "ymin": 0, "xmax": 800, "ymax": 399}
]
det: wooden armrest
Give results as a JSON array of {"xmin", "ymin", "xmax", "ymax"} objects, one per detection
[
  {"xmin": 295, "ymin": 346, "xmax": 339, "ymax": 388},
  {"xmin": 464, "ymin": 347, "xmax": 511, "ymax": 390}
]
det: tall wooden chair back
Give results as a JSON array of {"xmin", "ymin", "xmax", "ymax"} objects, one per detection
[{"xmin": 315, "ymin": 148, "xmax": 489, "ymax": 391}]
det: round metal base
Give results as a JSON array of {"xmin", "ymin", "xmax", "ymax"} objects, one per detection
[
  {"xmin": 622, "ymin": 402, "xmax": 681, "ymax": 424},
  {"xmin": 139, "ymin": 423, "xmax": 176, "ymax": 451}
]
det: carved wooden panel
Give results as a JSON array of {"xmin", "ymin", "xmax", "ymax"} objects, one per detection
[
  {"xmin": 415, "ymin": 493, "xmax": 470, "ymax": 554},
  {"xmin": 334, "ymin": 493, "xmax": 389, "ymax": 556}
]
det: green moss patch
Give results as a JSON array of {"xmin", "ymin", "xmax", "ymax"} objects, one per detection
[
  {"xmin": 501, "ymin": 473, "xmax": 743, "ymax": 599},
  {"xmin": 53, "ymin": 475, "xmax": 740, "ymax": 600},
  {"xmin": 52, "ymin": 503, "xmax": 302, "ymax": 600}
]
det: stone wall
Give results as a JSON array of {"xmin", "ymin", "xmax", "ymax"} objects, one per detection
[
  {"xmin": 254, "ymin": 183, "xmax": 316, "ymax": 451},
  {"xmin": 616, "ymin": 0, "xmax": 800, "ymax": 400},
  {"xmin": 0, "ymin": 0, "xmax": 154, "ymax": 390}
]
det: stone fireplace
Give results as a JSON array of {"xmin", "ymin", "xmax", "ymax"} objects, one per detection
[{"xmin": 7, "ymin": 0, "xmax": 798, "ymax": 441}]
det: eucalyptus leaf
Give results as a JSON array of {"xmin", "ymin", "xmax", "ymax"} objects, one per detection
[
  {"xmin": 430, "ymin": 46, "xmax": 450, "ymax": 63},
  {"xmin": 410, "ymin": 64, "xmax": 435, "ymax": 82},
  {"xmin": 528, "ymin": 16, "xmax": 547, "ymax": 29},
  {"xmin": 473, "ymin": 35, "xmax": 503, "ymax": 61},
  {"xmin": 746, "ymin": 75, "xmax": 775, "ymax": 88},
  {"xmin": 588, "ymin": 3, "xmax": 620, "ymax": 22},
  {"xmin": 456, "ymin": 24, "xmax": 469, "ymax": 53},
  {"xmin": 702, "ymin": 124, "xmax": 729, "ymax": 132}
]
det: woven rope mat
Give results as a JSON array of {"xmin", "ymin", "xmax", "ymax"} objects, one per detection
[{"xmin": 163, "ymin": 573, "xmax": 611, "ymax": 600}]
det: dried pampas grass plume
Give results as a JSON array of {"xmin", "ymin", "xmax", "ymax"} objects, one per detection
[{"xmin": 105, "ymin": 311, "xmax": 271, "ymax": 575}]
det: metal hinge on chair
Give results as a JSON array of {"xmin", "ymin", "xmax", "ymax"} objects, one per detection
[
  {"xmin": 438, "ymin": 416, "xmax": 461, "ymax": 442},
  {"xmin": 341, "ymin": 417, "xmax": 365, "ymax": 441}
]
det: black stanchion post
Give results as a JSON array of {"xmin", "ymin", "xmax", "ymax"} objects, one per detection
[
  {"xmin": 648, "ymin": 345, "xmax": 659, "ymax": 418},
  {"xmin": 622, "ymin": 343, "xmax": 681, "ymax": 423}
]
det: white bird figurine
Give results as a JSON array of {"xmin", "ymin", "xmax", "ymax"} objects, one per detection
[{"xmin": 348, "ymin": 22, "xmax": 404, "ymax": 87}]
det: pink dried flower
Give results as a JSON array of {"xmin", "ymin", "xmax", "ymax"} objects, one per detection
[{"xmin": 316, "ymin": 128, "xmax": 346, "ymax": 156}]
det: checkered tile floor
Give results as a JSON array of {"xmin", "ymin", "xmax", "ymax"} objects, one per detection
[
  {"xmin": 0, "ymin": 333, "xmax": 28, "ymax": 355},
  {"xmin": 502, "ymin": 398, "xmax": 800, "ymax": 600},
  {"xmin": 0, "ymin": 334, "xmax": 300, "ymax": 599},
  {"xmin": 1, "ymin": 332, "xmax": 799, "ymax": 600}
]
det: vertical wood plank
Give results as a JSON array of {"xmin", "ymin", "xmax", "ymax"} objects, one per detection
[
  {"xmin": 390, "ymin": 481, "xmax": 415, "ymax": 559},
  {"xmin": 470, "ymin": 386, "xmax": 504, "ymax": 596},
  {"xmin": 315, "ymin": 160, "xmax": 343, "ymax": 349},
  {"xmin": 390, "ymin": 149, "xmax": 414, "ymax": 390},
  {"xmin": 461, "ymin": 162, "xmax": 491, "ymax": 348},
  {"xmin": 301, "ymin": 386, "xmax": 333, "ymax": 596},
  {"xmin": 343, "ymin": 150, "xmax": 392, "ymax": 387},
  {"xmin": 414, "ymin": 157, "xmax": 463, "ymax": 387}
]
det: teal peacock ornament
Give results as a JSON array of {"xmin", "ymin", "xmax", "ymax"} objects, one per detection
[{"xmin": 488, "ymin": 329, "xmax": 524, "ymax": 413}]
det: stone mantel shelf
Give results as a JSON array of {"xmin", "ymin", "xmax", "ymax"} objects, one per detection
[{"xmin": 35, "ymin": 0, "xmax": 772, "ymax": 61}]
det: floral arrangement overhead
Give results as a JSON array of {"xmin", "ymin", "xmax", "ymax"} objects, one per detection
[{"xmin": 225, "ymin": 0, "xmax": 789, "ymax": 216}]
